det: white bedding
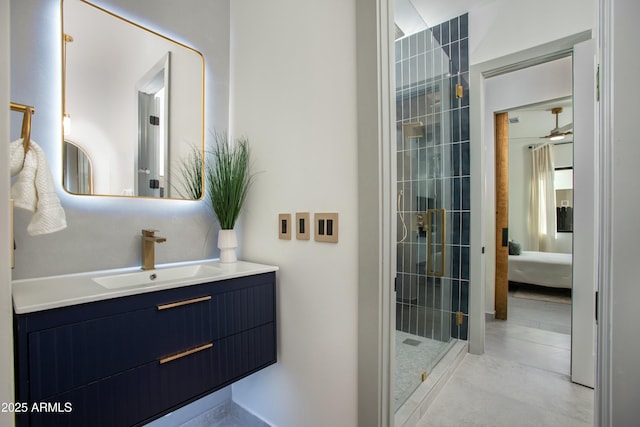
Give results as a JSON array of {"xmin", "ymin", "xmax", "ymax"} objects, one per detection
[{"xmin": 508, "ymin": 251, "xmax": 573, "ymax": 289}]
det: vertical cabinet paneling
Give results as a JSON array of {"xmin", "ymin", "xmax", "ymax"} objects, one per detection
[{"xmin": 14, "ymin": 272, "xmax": 276, "ymax": 427}]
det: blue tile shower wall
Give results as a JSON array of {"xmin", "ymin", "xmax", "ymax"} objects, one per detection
[{"xmin": 395, "ymin": 14, "xmax": 469, "ymax": 340}]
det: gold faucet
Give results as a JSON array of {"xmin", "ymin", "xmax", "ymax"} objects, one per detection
[{"xmin": 141, "ymin": 229, "xmax": 166, "ymax": 270}]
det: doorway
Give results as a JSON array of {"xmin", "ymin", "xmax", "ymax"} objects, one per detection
[
  {"xmin": 494, "ymin": 97, "xmax": 574, "ymax": 321},
  {"xmin": 136, "ymin": 53, "xmax": 170, "ymax": 198},
  {"xmin": 486, "ymin": 44, "xmax": 595, "ymax": 388},
  {"xmin": 494, "ymin": 96, "xmax": 575, "ymax": 374}
]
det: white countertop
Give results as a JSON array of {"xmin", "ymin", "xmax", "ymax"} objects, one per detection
[{"xmin": 12, "ymin": 259, "xmax": 278, "ymax": 314}]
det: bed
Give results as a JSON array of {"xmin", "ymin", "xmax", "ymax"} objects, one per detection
[{"xmin": 508, "ymin": 251, "xmax": 573, "ymax": 289}]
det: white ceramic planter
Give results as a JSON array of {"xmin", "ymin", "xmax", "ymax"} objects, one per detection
[{"xmin": 217, "ymin": 229, "xmax": 238, "ymax": 263}]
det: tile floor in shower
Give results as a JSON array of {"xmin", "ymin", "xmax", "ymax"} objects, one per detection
[{"xmin": 395, "ymin": 330, "xmax": 455, "ymax": 408}]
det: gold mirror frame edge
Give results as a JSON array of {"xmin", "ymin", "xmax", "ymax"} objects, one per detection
[{"xmin": 60, "ymin": 0, "xmax": 206, "ymax": 201}]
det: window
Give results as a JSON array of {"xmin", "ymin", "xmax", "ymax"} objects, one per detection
[{"xmin": 554, "ymin": 167, "xmax": 573, "ymax": 232}]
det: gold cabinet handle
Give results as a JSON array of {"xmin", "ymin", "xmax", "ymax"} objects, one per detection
[
  {"xmin": 159, "ymin": 343, "xmax": 213, "ymax": 364},
  {"xmin": 157, "ymin": 295, "xmax": 211, "ymax": 311}
]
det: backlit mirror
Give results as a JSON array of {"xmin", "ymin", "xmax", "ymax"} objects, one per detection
[{"xmin": 62, "ymin": 0, "xmax": 204, "ymax": 199}]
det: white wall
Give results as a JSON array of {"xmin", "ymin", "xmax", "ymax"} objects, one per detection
[
  {"xmin": 228, "ymin": 0, "xmax": 360, "ymax": 425},
  {"xmin": 468, "ymin": 0, "xmax": 595, "ymax": 66},
  {"xmin": 1, "ymin": 0, "xmax": 15, "ymax": 425},
  {"xmin": 606, "ymin": 0, "xmax": 640, "ymax": 422},
  {"xmin": 9, "ymin": 0, "xmax": 229, "ymax": 280},
  {"xmin": 554, "ymin": 143, "xmax": 573, "ymax": 168},
  {"xmin": 410, "ymin": 0, "xmax": 595, "ymax": 67}
]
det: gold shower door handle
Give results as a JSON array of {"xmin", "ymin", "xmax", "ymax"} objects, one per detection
[{"xmin": 426, "ymin": 209, "xmax": 446, "ymax": 277}]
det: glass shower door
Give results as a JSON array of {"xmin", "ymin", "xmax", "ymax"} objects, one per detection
[{"xmin": 395, "ymin": 7, "xmax": 468, "ymax": 409}]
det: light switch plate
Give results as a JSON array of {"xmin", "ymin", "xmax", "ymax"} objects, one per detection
[
  {"xmin": 314, "ymin": 212, "xmax": 339, "ymax": 243},
  {"xmin": 296, "ymin": 212, "xmax": 310, "ymax": 240},
  {"xmin": 279, "ymin": 213, "xmax": 291, "ymax": 240}
]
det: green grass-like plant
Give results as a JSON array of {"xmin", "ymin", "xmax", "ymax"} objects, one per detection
[
  {"xmin": 173, "ymin": 145, "xmax": 204, "ymax": 200},
  {"xmin": 206, "ymin": 132, "xmax": 254, "ymax": 229}
]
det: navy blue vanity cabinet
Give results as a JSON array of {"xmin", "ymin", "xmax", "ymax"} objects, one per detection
[{"xmin": 14, "ymin": 272, "xmax": 276, "ymax": 427}]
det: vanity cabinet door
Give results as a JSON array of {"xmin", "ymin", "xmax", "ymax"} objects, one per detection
[
  {"xmin": 209, "ymin": 277, "xmax": 275, "ymax": 339},
  {"xmin": 27, "ymin": 323, "xmax": 276, "ymax": 427}
]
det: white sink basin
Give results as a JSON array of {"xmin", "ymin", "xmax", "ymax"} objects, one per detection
[{"xmin": 93, "ymin": 264, "xmax": 222, "ymax": 289}]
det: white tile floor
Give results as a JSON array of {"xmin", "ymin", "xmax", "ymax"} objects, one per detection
[
  {"xmin": 395, "ymin": 331, "xmax": 455, "ymax": 408},
  {"xmin": 416, "ymin": 292, "xmax": 594, "ymax": 427}
]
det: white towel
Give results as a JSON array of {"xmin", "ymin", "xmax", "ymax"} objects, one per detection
[
  {"xmin": 11, "ymin": 139, "xmax": 67, "ymax": 236},
  {"xmin": 10, "ymin": 139, "xmax": 25, "ymax": 177}
]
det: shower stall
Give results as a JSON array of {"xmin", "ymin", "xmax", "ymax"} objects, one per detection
[{"xmin": 394, "ymin": 7, "xmax": 470, "ymax": 409}]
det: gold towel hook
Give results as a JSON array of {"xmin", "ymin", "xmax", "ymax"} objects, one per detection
[{"xmin": 10, "ymin": 102, "xmax": 35, "ymax": 153}]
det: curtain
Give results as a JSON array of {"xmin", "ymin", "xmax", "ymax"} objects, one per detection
[{"xmin": 529, "ymin": 144, "xmax": 556, "ymax": 252}]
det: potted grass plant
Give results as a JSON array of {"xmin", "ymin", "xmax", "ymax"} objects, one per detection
[{"xmin": 206, "ymin": 131, "xmax": 254, "ymax": 263}]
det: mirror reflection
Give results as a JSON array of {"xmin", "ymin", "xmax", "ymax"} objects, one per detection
[
  {"xmin": 64, "ymin": 140, "xmax": 93, "ymax": 195},
  {"xmin": 62, "ymin": 0, "xmax": 204, "ymax": 199}
]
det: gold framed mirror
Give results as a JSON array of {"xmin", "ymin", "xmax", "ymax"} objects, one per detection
[{"xmin": 61, "ymin": 0, "xmax": 204, "ymax": 199}]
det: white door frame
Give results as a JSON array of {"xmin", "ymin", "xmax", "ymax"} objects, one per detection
[
  {"xmin": 571, "ymin": 38, "xmax": 597, "ymax": 388},
  {"xmin": 356, "ymin": 0, "xmax": 396, "ymax": 425},
  {"xmin": 474, "ymin": 42, "xmax": 597, "ymax": 389},
  {"xmin": 595, "ymin": 0, "xmax": 612, "ymax": 424},
  {"xmin": 468, "ymin": 31, "xmax": 592, "ymax": 354}
]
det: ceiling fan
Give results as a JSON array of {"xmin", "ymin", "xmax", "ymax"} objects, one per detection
[{"xmin": 541, "ymin": 107, "xmax": 573, "ymax": 141}]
